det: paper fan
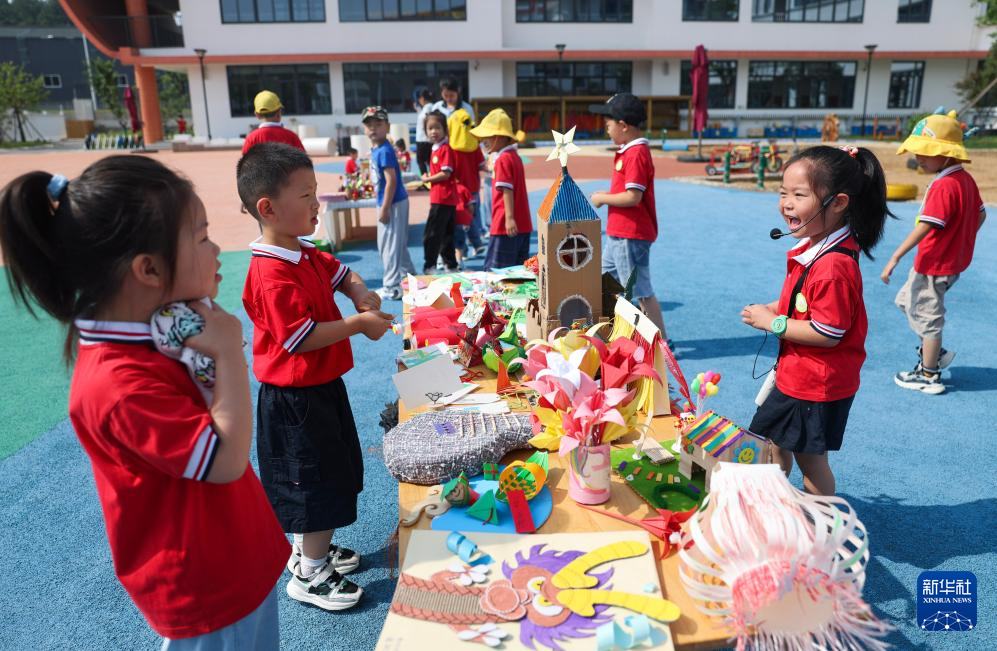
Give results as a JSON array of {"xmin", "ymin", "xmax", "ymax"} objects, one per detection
[{"xmin": 678, "ymin": 463, "xmax": 891, "ymax": 651}]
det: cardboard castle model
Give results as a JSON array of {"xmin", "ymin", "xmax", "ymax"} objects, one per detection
[{"xmin": 526, "ymin": 132, "xmax": 603, "ymax": 341}]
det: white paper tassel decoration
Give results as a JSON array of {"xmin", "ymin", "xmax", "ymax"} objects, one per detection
[{"xmin": 678, "ymin": 463, "xmax": 891, "ymax": 651}]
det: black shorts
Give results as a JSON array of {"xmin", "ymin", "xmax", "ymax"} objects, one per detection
[
  {"xmin": 257, "ymin": 377, "xmax": 363, "ymax": 533},
  {"xmin": 749, "ymin": 386, "xmax": 854, "ymax": 455}
]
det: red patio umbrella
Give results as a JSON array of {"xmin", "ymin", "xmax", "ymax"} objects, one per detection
[
  {"xmin": 690, "ymin": 44, "xmax": 709, "ymax": 158},
  {"xmin": 123, "ymin": 85, "xmax": 141, "ymax": 133}
]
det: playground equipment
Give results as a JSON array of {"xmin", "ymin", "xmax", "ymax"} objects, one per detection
[{"xmin": 705, "ymin": 141, "xmax": 783, "ymax": 176}]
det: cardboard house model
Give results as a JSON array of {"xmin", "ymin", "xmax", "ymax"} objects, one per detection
[
  {"xmin": 678, "ymin": 410, "xmax": 771, "ymax": 489},
  {"xmin": 525, "ymin": 167, "xmax": 603, "ymax": 340}
]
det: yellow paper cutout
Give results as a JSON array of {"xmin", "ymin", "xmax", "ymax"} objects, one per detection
[
  {"xmin": 558, "ymin": 589, "xmax": 681, "ymax": 622},
  {"xmin": 497, "ymin": 461, "xmax": 547, "ymax": 501},
  {"xmin": 552, "ymin": 541, "xmax": 648, "ymax": 589}
]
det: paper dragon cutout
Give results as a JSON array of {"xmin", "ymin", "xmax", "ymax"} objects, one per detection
[
  {"xmin": 678, "ymin": 463, "xmax": 892, "ymax": 651},
  {"xmin": 391, "ymin": 539, "xmax": 680, "ymax": 650}
]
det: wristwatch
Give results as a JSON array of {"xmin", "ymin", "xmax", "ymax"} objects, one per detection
[{"xmin": 770, "ymin": 315, "xmax": 788, "ymax": 338}]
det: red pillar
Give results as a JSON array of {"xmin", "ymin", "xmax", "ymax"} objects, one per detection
[{"xmin": 125, "ymin": 0, "xmax": 163, "ymax": 143}]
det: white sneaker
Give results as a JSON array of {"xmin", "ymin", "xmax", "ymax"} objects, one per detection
[
  {"xmin": 895, "ymin": 364, "xmax": 945, "ymax": 395},
  {"xmin": 917, "ymin": 345, "xmax": 955, "ymax": 370},
  {"xmin": 286, "ymin": 560, "xmax": 363, "ymax": 611},
  {"xmin": 375, "ymin": 286, "xmax": 402, "ymax": 301},
  {"xmin": 287, "ymin": 541, "xmax": 361, "ymax": 574}
]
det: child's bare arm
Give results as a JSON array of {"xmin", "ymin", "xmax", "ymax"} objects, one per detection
[
  {"xmin": 297, "ymin": 310, "xmax": 395, "ymax": 352},
  {"xmin": 502, "ymin": 187, "xmax": 517, "ymax": 236},
  {"xmin": 422, "ymin": 169, "xmax": 452, "ymax": 184},
  {"xmin": 337, "ymin": 270, "xmax": 382, "ymax": 313},
  {"xmin": 184, "ymin": 301, "xmax": 254, "ymax": 484},
  {"xmin": 740, "ymin": 304, "xmax": 838, "ymax": 348},
  {"xmin": 881, "ymin": 221, "xmax": 933, "ymax": 284},
  {"xmin": 380, "ymin": 168, "xmax": 397, "ymax": 224},
  {"xmin": 591, "ymin": 188, "xmax": 643, "ymax": 209}
]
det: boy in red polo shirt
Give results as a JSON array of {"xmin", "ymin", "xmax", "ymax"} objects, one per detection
[
  {"xmin": 589, "ymin": 93, "xmax": 667, "ymax": 341},
  {"xmin": 241, "ymin": 90, "xmax": 306, "ymax": 155},
  {"xmin": 471, "ymin": 109, "xmax": 532, "ymax": 270},
  {"xmin": 881, "ymin": 111, "xmax": 987, "ymax": 394},
  {"xmin": 741, "ymin": 145, "xmax": 891, "ymax": 495},
  {"xmin": 238, "ymin": 143, "xmax": 394, "ymax": 611}
]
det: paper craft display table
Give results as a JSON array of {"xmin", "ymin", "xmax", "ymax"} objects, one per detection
[
  {"xmin": 318, "ymin": 193, "xmax": 377, "ymax": 251},
  {"xmin": 396, "ymin": 376, "xmax": 734, "ymax": 651}
]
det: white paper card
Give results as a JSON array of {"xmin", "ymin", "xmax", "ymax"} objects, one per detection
[{"xmin": 391, "ymin": 354, "xmax": 464, "ymax": 409}]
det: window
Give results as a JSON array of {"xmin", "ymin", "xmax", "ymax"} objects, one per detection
[
  {"xmin": 227, "ymin": 64, "xmax": 331, "ymax": 116},
  {"xmin": 556, "ymin": 234, "xmax": 594, "ymax": 270},
  {"xmin": 115, "ymin": 74, "xmax": 129, "ymax": 88},
  {"xmin": 752, "ymin": 0, "xmax": 863, "ymax": 22},
  {"xmin": 343, "ymin": 62, "xmax": 468, "ymax": 113},
  {"xmin": 339, "ymin": 0, "xmax": 466, "ymax": 21},
  {"xmin": 888, "ymin": 61, "xmax": 924, "ymax": 108},
  {"xmin": 220, "ymin": 0, "xmax": 325, "ymax": 23},
  {"xmin": 42, "ymin": 74, "xmax": 62, "ymax": 89},
  {"xmin": 898, "ymin": 0, "xmax": 930, "ymax": 22},
  {"xmin": 747, "ymin": 61, "xmax": 856, "ymax": 108},
  {"xmin": 680, "ymin": 60, "xmax": 737, "ymax": 108},
  {"xmin": 516, "ymin": 62, "xmax": 632, "ymax": 97},
  {"xmin": 683, "ymin": 0, "xmax": 738, "ymax": 21},
  {"xmin": 516, "ymin": 0, "xmax": 632, "ymax": 22},
  {"xmin": 557, "ymin": 295, "xmax": 593, "ymax": 327}
]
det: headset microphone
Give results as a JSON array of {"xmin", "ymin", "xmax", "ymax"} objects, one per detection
[{"xmin": 769, "ymin": 193, "xmax": 837, "ymax": 240}]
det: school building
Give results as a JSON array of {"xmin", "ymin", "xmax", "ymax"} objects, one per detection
[{"xmin": 58, "ymin": 0, "xmax": 994, "ymax": 142}]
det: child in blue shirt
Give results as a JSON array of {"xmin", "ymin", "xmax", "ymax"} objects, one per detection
[{"xmin": 363, "ymin": 105, "xmax": 415, "ymax": 301}]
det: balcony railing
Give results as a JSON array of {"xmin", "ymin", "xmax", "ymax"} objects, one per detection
[{"xmin": 90, "ymin": 14, "xmax": 184, "ymax": 49}]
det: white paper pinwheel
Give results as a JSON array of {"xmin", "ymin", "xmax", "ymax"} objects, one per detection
[
  {"xmin": 678, "ymin": 463, "xmax": 891, "ymax": 651},
  {"xmin": 546, "ymin": 126, "xmax": 581, "ymax": 167}
]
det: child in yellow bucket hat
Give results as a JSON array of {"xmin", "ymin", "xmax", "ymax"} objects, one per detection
[
  {"xmin": 882, "ymin": 110, "xmax": 987, "ymax": 394},
  {"xmin": 470, "ymin": 110, "xmax": 532, "ymax": 270}
]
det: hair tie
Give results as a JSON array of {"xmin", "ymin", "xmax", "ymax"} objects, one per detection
[
  {"xmin": 838, "ymin": 146, "xmax": 858, "ymax": 159},
  {"xmin": 47, "ymin": 174, "xmax": 68, "ymax": 201}
]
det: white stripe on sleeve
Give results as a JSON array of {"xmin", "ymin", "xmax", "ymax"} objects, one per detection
[
  {"xmin": 183, "ymin": 426, "xmax": 215, "ymax": 480},
  {"xmin": 625, "ymin": 182, "xmax": 647, "ymax": 191},
  {"xmin": 919, "ymin": 215, "xmax": 946, "ymax": 227},
  {"xmin": 494, "ymin": 181, "xmax": 513, "ymax": 190},
  {"xmin": 330, "ymin": 264, "xmax": 350, "ymax": 290},
  {"xmin": 283, "ymin": 318, "xmax": 316, "ymax": 352},
  {"xmin": 811, "ymin": 320, "xmax": 845, "ymax": 339}
]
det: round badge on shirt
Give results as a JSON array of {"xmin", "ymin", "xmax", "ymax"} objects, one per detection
[
  {"xmin": 432, "ymin": 155, "xmax": 439, "ymax": 164},
  {"xmin": 795, "ymin": 292, "xmax": 808, "ymax": 313},
  {"xmin": 615, "ymin": 160, "xmax": 623, "ymax": 171}
]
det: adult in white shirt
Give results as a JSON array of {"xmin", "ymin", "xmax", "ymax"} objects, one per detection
[{"xmin": 430, "ymin": 77, "xmax": 474, "ymax": 120}]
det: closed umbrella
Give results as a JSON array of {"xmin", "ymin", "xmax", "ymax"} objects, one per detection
[
  {"xmin": 124, "ymin": 85, "xmax": 141, "ymax": 133},
  {"xmin": 690, "ymin": 44, "xmax": 709, "ymax": 159}
]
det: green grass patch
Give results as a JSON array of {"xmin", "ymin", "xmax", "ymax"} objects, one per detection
[
  {"xmin": 0, "ymin": 140, "xmax": 48, "ymax": 149},
  {"xmin": 0, "ymin": 249, "xmax": 252, "ymax": 460},
  {"xmin": 611, "ymin": 442, "xmax": 706, "ymax": 512},
  {"xmin": 965, "ymin": 135, "xmax": 997, "ymax": 149}
]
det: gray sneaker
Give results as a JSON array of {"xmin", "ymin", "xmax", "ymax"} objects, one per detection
[
  {"xmin": 286, "ymin": 560, "xmax": 363, "ymax": 611},
  {"xmin": 287, "ymin": 541, "xmax": 361, "ymax": 574},
  {"xmin": 917, "ymin": 345, "xmax": 955, "ymax": 370},
  {"xmin": 895, "ymin": 365, "xmax": 945, "ymax": 395}
]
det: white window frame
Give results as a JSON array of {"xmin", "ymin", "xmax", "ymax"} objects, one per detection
[
  {"xmin": 555, "ymin": 233, "xmax": 594, "ymax": 271},
  {"xmin": 42, "ymin": 74, "xmax": 62, "ymax": 89}
]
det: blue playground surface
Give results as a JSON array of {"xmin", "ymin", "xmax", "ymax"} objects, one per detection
[{"xmin": 0, "ymin": 180, "xmax": 993, "ymax": 650}]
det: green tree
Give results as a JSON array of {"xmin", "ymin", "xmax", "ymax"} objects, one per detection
[
  {"xmin": 158, "ymin": 70, "xmax": 191, "ymax": 126},
  {"xmin": 86, "ymin": 58, "xmax": 128, "ymax": 129},
  {"xmin": 957, "ymin": 0, "xmax": 997, "ymax": 108},
  {"xmin": 0, "ymin": 62, "xmax": 48, "ymax": 142},
  {"xmin": 0, "ymin": 0, "xmax": 70, "ymax": 27}
]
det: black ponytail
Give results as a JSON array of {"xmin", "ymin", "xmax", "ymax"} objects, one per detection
[
  {"xmin": 785, "ymin": 145, "xmax": 895, "ymax": 258},
  {"xmin": 0, "ymin": 155, "xmax": 194, "ymax": 361}
]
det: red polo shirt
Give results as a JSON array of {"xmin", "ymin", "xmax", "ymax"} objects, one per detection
[
  {"xmin": 607, "ymin": 138, "xmax": 657, "ymax": 241},
  {"xmin": 452, "ymin": 147, "xmax": 485, "ymax": 194},
  {"xmin": 914, "ymin": 164, "xmax": 985, "ymax": 276},
  {"xmin": 775, "ymin": 227, "xmax": 867, "ymax": 402},
  {"xmin": 241, "ymin": 122, "xmax": 305, "ymax": 154},
  {"xmin": 429, "ymin": 140, "xmax": 458, "ymax": 206},
  {"xmin": 243, "ymin": 238, "xmax": 354, "ymax": 387},
  {"xmin": 68, "ymin": 320, "xmax": 289, "ymax": 639},
  {"xmin": 491, "ymin": 144, "xmax": 532, "ymax": 236}
]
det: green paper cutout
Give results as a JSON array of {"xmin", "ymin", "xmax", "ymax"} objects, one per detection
[
  {"xmin": 465, "ymin": 489, "xmax": 499, "ymax": 525},
  {"xmin": 525, "ymin": 450, "xmax": 549, "ymax": 473}
]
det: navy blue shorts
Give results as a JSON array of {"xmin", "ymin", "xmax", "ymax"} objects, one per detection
[
  {"xmin": 749, "ymin": 386, "xmax": 854, "ymax": 454},
  {"xmin": 483, "ymin": 233, "xmax": 531, "ymax": 270},
  {"xmin": 257, "ymin": 378, "xmax": 363, "ymax": 532}
]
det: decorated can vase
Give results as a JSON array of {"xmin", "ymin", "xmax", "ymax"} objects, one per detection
[{"xmin": 567, "ymin": 443, "xmax": 612, "ymax": 505}]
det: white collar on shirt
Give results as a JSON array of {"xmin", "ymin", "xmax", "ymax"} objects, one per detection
[
  {"xmin": 933, "ymin": 164, "xmax": 963, "ymax": 180},
  {"xmin": 75, "ymin": 319, "xmax": 153, "ymax": 345},
  {"xmin": 431, "ymin": 137, "xmax": 450, "ymax": 151},
  {"xmin": 258, "ymin": 121, "xmax": 283, "ymax": 128},
  {"xmin": 497, "ymin": 143, "xmax": 518, "ymax": 156},
  {"xmin": 618, "ymin": 137, "xmax": 650, "ymax": 153},
  {"xmin": 790, "ymin": 224, "xmax": 853, "ymax": 266},
  {"xmin": 249, "ymin": 237, "xmax": 316, "ymax": 264}
]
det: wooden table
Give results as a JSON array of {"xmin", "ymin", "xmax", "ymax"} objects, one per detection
[
  {"xmin": 318, "ymin": 194, "xmax": 376, "ymax": 251},
  {"xmin": 396, "ymin": 373, "xmax": 733, "ymax": 650}
]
